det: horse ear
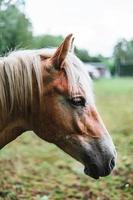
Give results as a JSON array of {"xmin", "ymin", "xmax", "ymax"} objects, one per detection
[
  {"xmin": 70, "ymin": 37, "xmax": 75, "ymax": 53},
  {"xmin": 51, "ymin": 34, "xmax": 74, "ymax": 70}
]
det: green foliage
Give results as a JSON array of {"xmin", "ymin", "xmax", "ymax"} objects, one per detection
[
  {"xmin": 32, "ymin": 34, "xmax": 63, "ymax": 49},
  {"xmin": 102, "ymin": 57, "xmax": 116, "ymax": 75},
  {"xmin": 113, "ymin": 39, "xmax": 133, "ymax": 75},
  {"xmin": 0, "ymin": 1, "xmax": 32, "ymax": 54},
  {"xmin": 89, "ymin": 54, "xmax": 104, "ymax": 62},
  {"xmin": 74, "ymin": 47, "xmax": 103, "ymax": 63},
  {"xmin": 74, "ymin": 47, "xmax": 91, "ymax": 62},
  {"xmin": 0, "ymin": 0, "xmax": 25, "ymax": 11}
]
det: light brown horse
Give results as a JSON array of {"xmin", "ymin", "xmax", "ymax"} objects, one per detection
[{"xmin": 0, "ymin": 34, "xmax": 116, "ymax": 179}]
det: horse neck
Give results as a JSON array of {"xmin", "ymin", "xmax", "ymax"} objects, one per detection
[
  {"xmin": 0, "ymin": 101, "xmax": 42, "ymax": 149},
  {"xmin": 0, "ymin": 117, "xmax": 29, "ymax": 149},
  {"xmin": 0, "ymin": 89, "xmax": 41, "ymax": 149}
]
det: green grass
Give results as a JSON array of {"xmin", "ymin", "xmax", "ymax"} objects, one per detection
[{"xmin": 0, "ymin": 78, "xmax": 133, "ymax": 200}]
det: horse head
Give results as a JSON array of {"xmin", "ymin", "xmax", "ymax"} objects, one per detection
[{"xmin": 36, "ymin": 34, "xmax": 117, "ymax": 179}]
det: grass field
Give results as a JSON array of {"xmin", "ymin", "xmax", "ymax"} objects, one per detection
[{"xmin": 0, "ymin": 78, "xmax": 133, "ymax": 200}]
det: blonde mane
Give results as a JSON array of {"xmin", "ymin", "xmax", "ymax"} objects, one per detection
[
  {"xmin": 0, "ymin": 49, "xmax": 93, "ymax": 121},
  {"xmin": 0, "ymin": 51, "xmax": 42, "ymax": 120}
]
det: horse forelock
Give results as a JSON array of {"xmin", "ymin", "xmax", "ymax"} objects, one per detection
[{"xmin": 65, "ymin": 53, "xmax": 94, "ymax": 105}]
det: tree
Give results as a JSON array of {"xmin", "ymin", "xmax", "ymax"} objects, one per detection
[
  {"xmin": 113, "ymin": 39, "xmax": 133, "ymax": 76},
  {"xmin": 74, "ymin": 47, "xmax": 91, "ymax": 62},
  {"xmin": 32, "ymin": 35, "xmax": 64, "ymax": 49},
  {"xmin": 0, "ymin": 0, "xmax": 32, "ymax": 54},
  {"xmin": 0, "ymin": 0, "xmax": 25, "ymax": 10}
]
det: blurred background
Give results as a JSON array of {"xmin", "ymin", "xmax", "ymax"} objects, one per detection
[{"xmin": 0, "ymin": 0, "xmax": 133, "ymax": 199}]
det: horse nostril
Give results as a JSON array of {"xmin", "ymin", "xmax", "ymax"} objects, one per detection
[
  {"xmin": 103, "ymin": 157, "xmax": 115, "ymax": 176},
  {"xmin": 109, "ymin": 157, "xmax": 115, "ymax": 169}
]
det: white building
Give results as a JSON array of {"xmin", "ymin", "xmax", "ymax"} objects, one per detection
[{"xmin": 83, "ymin": 62, "xmax": 111, "ymax": 79}]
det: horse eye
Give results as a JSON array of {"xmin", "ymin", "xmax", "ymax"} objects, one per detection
[{"xmin": 70, "ymin": 96, "xmax": 86, "ymax": 107}]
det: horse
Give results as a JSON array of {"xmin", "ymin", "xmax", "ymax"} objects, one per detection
[{"xmin": 0, "ymin": 34, "xmax": 116, "ymax": 179}]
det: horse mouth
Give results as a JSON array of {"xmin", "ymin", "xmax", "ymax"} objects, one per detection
[
  {"xmin": 84, "ymin": 161, "xmax": 114, "ymax": 179},
  {"xmin": 84, "ymin": 166, "xmax": 100, "ymax": 179}
]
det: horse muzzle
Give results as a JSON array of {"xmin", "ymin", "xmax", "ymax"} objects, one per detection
[
  {"xmin": 82, "ymin": 137, "xmax": 117, "ymax": 179},
  {"xmin": 84, "ymin": 155, "xmax": 116, "ymax": 179}
]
